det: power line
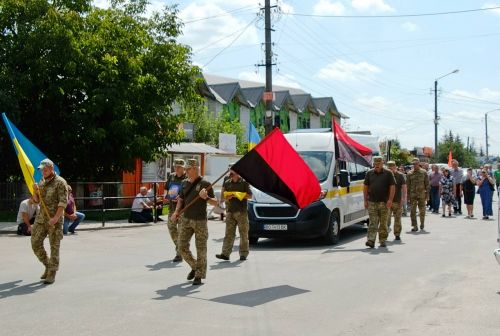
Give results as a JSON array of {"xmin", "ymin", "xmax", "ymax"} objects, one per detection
[
  {"xmin": 289, "ymin": 6, "xmax": 500, "ymax": 19},
  {"xmin": 202, "ymin": 17, "xmax": 258, "ymax": 67},
  {"xmin": 182, "ymin": 5, "xmax": 257, "ymax": 24}
]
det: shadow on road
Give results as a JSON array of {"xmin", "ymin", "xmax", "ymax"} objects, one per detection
[
  {"xmin": 153, "ymin": 282, "xmax": 202, "ymax": 300},
  {"xmin": 210, "ymin": 260, "xmax": 243, "ymax": 270},
  {"xmin": 0, "ymin": 280, "xmax": 46, "ymax": 299},
  {"xmin": 250, "ymin": 225, "xmax": 367, "ymax": 251},
  {"xmin": 209, "ymin": 285, "xmax": 310, "ymax": 307},
  {"xmin": 145, "ymin": 260, "xmax": 182, "ymax": 271}
]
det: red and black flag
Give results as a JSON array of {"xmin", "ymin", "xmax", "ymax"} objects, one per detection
[
  {"xmin": 231, "ymin": 128, "xmax": 320, "ymax": 209},
  {"xmin": 333, "ymin": 120, "xmax": 373, "ymax": 167}
]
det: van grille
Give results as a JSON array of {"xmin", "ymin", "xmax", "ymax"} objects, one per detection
[{"xmin": 255, "ymin": 206, "xmax": 299, "ymax": 218}]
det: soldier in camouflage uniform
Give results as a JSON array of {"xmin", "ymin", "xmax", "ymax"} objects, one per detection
[
  {"xmin": 165, "ymin": 159, "xmax": 187, "ymax": 262},
  {"xmin": 31, "ymin": 159, "xmax": 68, "ymax": 284},
  {"xmin": 363, "ymin": 156, "xmax": 396, "ymax": 248},
  {"xmin": 171, "ymin": 159, "xmax": 217, "ymax": 285},
  {"xmin": 216, "ymin": 165, "xmax": 252, "ymax": 261},
  {"xmin": 386, "ymin": 161, "xmax": 406, "ymax": 241},
  {"xmin": 407, "ymin": 158, "xmax": 430, "ymax": 231}
]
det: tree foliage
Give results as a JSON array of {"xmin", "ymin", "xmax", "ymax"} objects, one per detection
[
  {"xmin": 379, "ymin": 139, "xmax": 412, "ymax": 166},
  {"xmin": 437, "ymin": 131, "xmax": 478, "ymax": 168},
  {"xmin": 0, "ymin": 0, "xmax": 200, "ymax": 181},
  {"xmin": 182, "ymin": 103, "xmax": 247, "ymax": 155}
]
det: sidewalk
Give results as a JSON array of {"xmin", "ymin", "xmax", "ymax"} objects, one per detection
[{"xmin": 0, "ymin": 219, "xmax": 163, "ymax": 234}]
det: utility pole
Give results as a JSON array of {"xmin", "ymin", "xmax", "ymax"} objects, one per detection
[
  {"xmin": 261, "ymin": 0, "xmax": 276, "ymax": 135},
  {"xmin": 485, "ymin": 113, "xmax": 489, "ymax": 161},
  {"xmin": 434, "ymin": 80, "xmax": 438, "ymax": 161}
]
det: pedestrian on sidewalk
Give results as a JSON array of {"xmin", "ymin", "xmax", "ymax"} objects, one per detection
[
  {"xmin": 477, "ymin": 170, "xmax": 495, "ymax": 220},
  {"xmin": 450, "ymin": 160, "xmax": 463, "ymax": 215},
  {"xmin": 63, "ymin": 185, "xmax": 85, "ymax": 235},
  {"xmin": 428, "ymin": 164, "xmax": 442, "ymax": 214},
  {"xmin": 462, "ymin": 168, "xmax": 476, "ymax": 219},
  {"xmin": 440, "ymin": 168, "xmax": 455, "ymax": 217}
]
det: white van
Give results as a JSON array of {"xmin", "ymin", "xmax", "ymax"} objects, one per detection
[{"xmin": 248, "ymin": 129, "xmax": 379, "ymax": 245}]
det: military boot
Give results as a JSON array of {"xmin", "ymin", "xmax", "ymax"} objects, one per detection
[
  {"xmin": 40, "ymin": 267, "xmax": 49, "ymax": 280},
  {"xmin": 43, "ymin": 270, "xmax": 56, "ymax": 284}
]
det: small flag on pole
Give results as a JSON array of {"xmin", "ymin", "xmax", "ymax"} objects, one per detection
[
  {"xmin": 2, "ymin": 113, "xmax": 60, "ymax": 194},
  {"xmin": 248, "ymin": 122, "xmax": 261, "ymax": 151},
  {"xmin": 447, "ymin": 150, "xmax": 453, "ymax": 167}
]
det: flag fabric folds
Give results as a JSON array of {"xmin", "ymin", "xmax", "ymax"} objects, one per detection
[
  {"xmin": 448, "ymin": 150, "xmax": 453, "ymax": 167},
  {"xmin": 333, "ymin": 120, "xmax": 373, "ymax": 167},
  {"xmin": 232, "ymin": 128, "xmax": 321, "ymax": 209},
  {"xmin": 248, "ymin": 122, "xmax": 261, "ymax": 151},
  {"xmin": 2, "ymin": 113, "xmax": 60, "ymax": 194}
]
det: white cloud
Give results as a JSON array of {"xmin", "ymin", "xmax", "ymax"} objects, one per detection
[
  {"xmin": 238, "ymin": 71, "xmax": 302, "ymax": 89},
  {"xmin": 401, "ymin": 21, "xmax": 419, "ymax": 32},
  {"xmin": 482, "ymin": 3, "xmax": 500, "ymax": 16},
  {"xmin": 313, "ymin": 0, "xmax": 346, "ymax": 16},
  {"xmin": 351, "ymin": 0, "xmax": 394, "ymax": 13},
  {"xmin": 179, "ymin": 2, "xmax": 259, "ymax": 54},
  {"xmin": 316, "ymin": 59, "xmax": 381, "ymax": 82}
]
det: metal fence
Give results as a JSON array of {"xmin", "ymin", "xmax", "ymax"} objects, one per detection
[{"xmin": 0, "ymin": 181, "xmax": 165, "ymax": 226}]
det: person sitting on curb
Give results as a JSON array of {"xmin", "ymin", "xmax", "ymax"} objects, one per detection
[
  {"xmin": 63, "ymin": 185, "xmax": 85, "ymax": 235},
  {"xmin": 16, "ymin": 196, "xmax": 40, "ymax": 236},
  {"xmin": 129, "ymin": 186, "xmax": 154, "ymax": 223}
]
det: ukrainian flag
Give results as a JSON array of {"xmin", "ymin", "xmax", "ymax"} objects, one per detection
[
  {"xmin": 248, "ymin": 122, "xmax": 261, "ymax": 151},
  {"xmin": 2, "ymin": 113, "xmax": 60, "ymax": 194}
]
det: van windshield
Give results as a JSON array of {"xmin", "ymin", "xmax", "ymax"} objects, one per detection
[{"xmin": 298, "ymin": 151, "xmax": 333, "ymax": 182}]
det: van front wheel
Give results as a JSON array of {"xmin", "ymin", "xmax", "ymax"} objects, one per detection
[{"xmin": 324, "ymin": 211, "xmax": 340, "ymax": 245}]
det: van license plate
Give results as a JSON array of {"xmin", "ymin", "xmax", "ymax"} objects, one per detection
[{"xmin": 263, "ymin": 224, "xmax": 287, "ymax": 230}]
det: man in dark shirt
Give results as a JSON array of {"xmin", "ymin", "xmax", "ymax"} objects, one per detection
[
  {"xmin": 363, "ymin": 156, "xmax": 396, "ymax": 248},
  {"xmin": 171, "ymin": 158, "xmax": 217, "ymax": 285},
  {"xmin": 386, "ymin": 161, "xmax": 406, "ymax": 241},
  {"xmin": 165, "ymin": 159, "xmax": 187, "ymax": 262},
  {"xmin": 216, "ymin": 165, "xmax": 252, "ymax": 261}
]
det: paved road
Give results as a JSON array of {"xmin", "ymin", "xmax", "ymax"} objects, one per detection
[{"xmin": 1, "ymin": 198, "xmax": 499, "ymax": 336}]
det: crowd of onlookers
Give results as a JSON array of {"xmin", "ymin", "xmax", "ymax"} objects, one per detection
[{"xmin": 396, "ymin": 161, "xmax": 499, "ymax": 220}]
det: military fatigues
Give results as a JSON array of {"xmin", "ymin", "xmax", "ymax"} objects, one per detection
[
  {"xmin": 364, "ymin": 168, "xmax": 396, "ymax": 244},
  {"xmin": 178, "ymin": 178, "xmax": 214, "ymax": 279},
  {"xmin": 387, "ymin": 171, "xmax": 406, "ymax": 237},
  {"xmin": 407, "ymin": 167, "xmax": 430, "ymax": 230},
  {"xmin": 31, "ymin": 175, "xmax": 68, "ymax": 273},
  {"xmin": 221, "ymin": 177, "xmax": 251, "ymax": 258},
  {"xmin": 166, "ymin": 172, "xmax": 186, "ymax": 255}
]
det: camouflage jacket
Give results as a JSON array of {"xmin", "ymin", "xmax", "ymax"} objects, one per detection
[
  {"xmin": 35, "ymin": 175, "xmax": 68, "ymax": 224},
  {"xmin": 406, "ymin": 168, "xmax": 429, "ymax": 199}
]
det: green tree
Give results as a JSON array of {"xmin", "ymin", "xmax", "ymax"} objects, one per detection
[
  {"xmin": 182, "ymin": 103, "xmax": 247, "ymax": 155},
  {"xmin": 379, "ymin": 139, "xmax": 412, "ymax": 166},
  {"xmin": 0, "ymin": 0, "xmax": 200, "ymax": 180},
  {"xmin": 437, "ymin": 130, "xmax": 478, "ymax": 168}
]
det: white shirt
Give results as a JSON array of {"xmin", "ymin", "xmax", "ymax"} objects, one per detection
[
  {"xmin": 16, "ymin": 199, "xmax": 39, "ymax": 224},
  {"xmin": 131, "ymin": 193, "xmax": 150, "ymax": 213}
]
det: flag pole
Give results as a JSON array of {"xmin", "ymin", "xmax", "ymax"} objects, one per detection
[{"xmin": 176, "ymin": 169, "xmax": 230, "ymax": 218}]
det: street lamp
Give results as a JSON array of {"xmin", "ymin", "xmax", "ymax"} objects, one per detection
[
  {"xmin": 434, "ymin": 69, "xmax": 459, "ymax": 161},
  {"xmin": 485, "ymin": 108, "xmax": 500, "ymax": 162}
]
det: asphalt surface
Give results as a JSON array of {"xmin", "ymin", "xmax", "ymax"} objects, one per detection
[{"xmin": 1, "ymin": 197, "xmax": 499, "ymax": 336}]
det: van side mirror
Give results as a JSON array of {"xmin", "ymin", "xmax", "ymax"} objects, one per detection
[{"xmin": 333, "ymin": 170, "xmax": 350, "ymax": 187}]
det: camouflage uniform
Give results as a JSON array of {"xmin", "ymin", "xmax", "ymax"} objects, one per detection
[
  {"xmin": 367, "ymin": 202, "xmax": 389, "ymax": 243},
  {"xmin": 220, "ymin": 177, "xmax": 251, "ymax": 258},
  {"xmin": 166, "ymin": 172, "xmax": 186, "ymax": 256},
  {"xmin": 31, "ymin": 174, "xmax": 68, "ymax": 273},
  {"xmin": 387, "ymin": 170, "xmax": 406, "ymax": 237},
  {"xmin": 407, "ymin": 167, "xmax": 429, "ymax": 230},
  {"xmin": 177, "ymin": 173, "xmax": 214, "ymax": 280}
]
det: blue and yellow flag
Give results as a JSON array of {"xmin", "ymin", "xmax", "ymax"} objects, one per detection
[
  {"xmin": 2, "ymin": 113, "xmax": 60, "ymax": 194},
  {"xmin": 248, "ymin": 122, "xmax": 261, "ymax": 151}
]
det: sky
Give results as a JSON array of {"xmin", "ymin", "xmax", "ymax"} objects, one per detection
[{"xmin": 95, "ymin": 0, "xmax": 500, "ymax": 158}]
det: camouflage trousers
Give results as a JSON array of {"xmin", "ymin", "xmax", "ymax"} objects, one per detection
[
  {"xmin": 167, "ymin": 213, "xmax": 180, "ymax": 255},
  {"xmin": 387, "ymin": 201, "xmax": 403, "ymax": 236},
  {"xmin": 221, "ymin": 211, "xmax": 249, "ymax": 258},
  {"xmin": 178, "ymin": 217, "xmax": 208, "ymax": 279},
  {"xmin": 410, "ymin": 196, "xmax": 426, "ymax": 228},
  {"xmin": 367, "ymin": 202, "xmax": 389, "ymax": 243},
  {"xmin": 31, "ymin": 221, "xmax": 63, "ymax": 271}
]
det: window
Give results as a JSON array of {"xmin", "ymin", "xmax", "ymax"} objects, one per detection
[{"xmin": 297, "ymin": 151, "xmax": 333, "ymax": 182}]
